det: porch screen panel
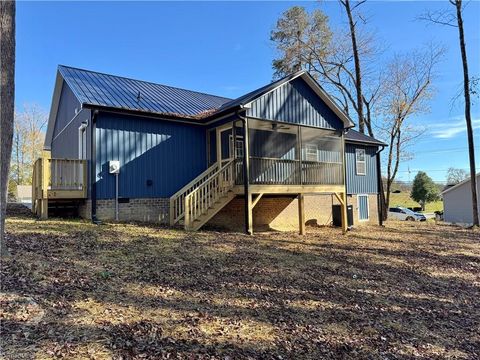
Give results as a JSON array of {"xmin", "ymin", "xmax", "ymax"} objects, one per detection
[
  {"xmin": 300, "ymin": 127, "xmax": 343, "ymax": 185},
  {"xmin": 248, "ymin": 120, "xmax": 299, "ymax": 185}
]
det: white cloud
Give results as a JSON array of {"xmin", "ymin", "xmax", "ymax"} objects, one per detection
[{"xmin": 430, "ymin": 117, "xmax": 480, "ymax": 139}]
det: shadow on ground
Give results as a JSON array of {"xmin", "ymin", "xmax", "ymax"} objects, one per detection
[{"xmin": 1, "ymin": 204, "xmax": 479, "ymax": 359}]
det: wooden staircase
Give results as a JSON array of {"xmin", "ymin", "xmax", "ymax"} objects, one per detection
[{"xmin": 170, "ymin": 160, "xmax": 236, "ymax": 230}]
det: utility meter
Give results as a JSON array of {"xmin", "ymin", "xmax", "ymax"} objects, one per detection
[{"xmin": 109, "ymin": 160, "xmax": 120, "ymax": 174}]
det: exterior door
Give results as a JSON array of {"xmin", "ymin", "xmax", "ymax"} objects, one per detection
[
  {"xmin": 229, "ymin": 134, "xmax": 244, "ymax": 183},
  {"xmin": 357, "ymin": 195, "xmax": 369, "ymax": 221}
]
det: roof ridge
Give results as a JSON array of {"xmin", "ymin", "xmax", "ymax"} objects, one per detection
[{"xmin": 58, "ymin": 64, "xmax": 233, "ymax": 101}]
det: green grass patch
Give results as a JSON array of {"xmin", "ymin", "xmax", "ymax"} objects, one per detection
[{"xmin": 388, "ymin": 192, "xmax": 443, "ymax": 212}]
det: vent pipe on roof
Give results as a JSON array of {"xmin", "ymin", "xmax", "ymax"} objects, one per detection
[{"xmin": 137, "ymin": 91, "xmax": 141, "ymax": 102}]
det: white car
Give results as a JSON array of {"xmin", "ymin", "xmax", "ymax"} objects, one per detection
[{"xmin": 388, "ymin": 207, "xmax": 426, "ymax": 221}]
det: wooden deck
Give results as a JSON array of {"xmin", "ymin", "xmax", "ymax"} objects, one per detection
[{"xmin": 32, "ymin": 151, "xmax": 87, "ymax": 219}]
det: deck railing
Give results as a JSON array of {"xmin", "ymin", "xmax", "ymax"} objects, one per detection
[
  {"xmin": 33, "ymin": 157, "xmax": 87, "ymax": 197},
  {"xmin": 32, "ymin": 152, "xmax": 87, "ymax": 218},
  {"xmin": 301, "ymin": 161, "xmax": 343, "ymax": 185},
  {"xmin": 184, "ymin": 159, "xmax": 235, "ymax": 230},
  {"xmin": 169, "ymin": 162, "xmax": 220, "ymax": 226},
  {"xmin": 235, "ymin": 157, "xmax": 343, "ymax": 186}
]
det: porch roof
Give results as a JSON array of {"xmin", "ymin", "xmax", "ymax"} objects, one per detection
[{"xmin": 345, "ymin": 129, "xmax": 387, "ymax": 147}]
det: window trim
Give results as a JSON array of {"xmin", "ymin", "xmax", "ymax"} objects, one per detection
[
  {"xmin": 229, "ymin": 134, "xmax": 244, "ymax": 159},
  {"xmin": 355, "ymin": 148, "xmax": 366, "ymax": 176},
  {"xmin": 304, "ymin": 143, "xmax": 318, "ymax": 162}
]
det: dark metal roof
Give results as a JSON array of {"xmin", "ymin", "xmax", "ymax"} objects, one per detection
[
  {"xmin": 58, "ymin": 65, "xmax": 232, "ymax": 119},
  {"xmin": 57, "ymin": 66, "xmax": 355, "ymax": 128},
  {"xmin": 345, "ymin": 129, "xmax": 387, "ymax": 147}
]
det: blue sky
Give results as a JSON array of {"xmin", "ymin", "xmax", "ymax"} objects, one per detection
[{"xmin": 16, "ymin": 1, "xmax": 480, "ymax": 182}]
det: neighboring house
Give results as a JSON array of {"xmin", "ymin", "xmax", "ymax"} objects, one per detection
[
  {"xmin": 16, "ymin": 185, "xmax": 32, "ymax": 203},
  {"xmin": 442, "ymin": 173, "xmax": 480, "ymax": 225},
  {"xmin": 34, "ymin": 65, "xmax": 386, "ymax": 234}
]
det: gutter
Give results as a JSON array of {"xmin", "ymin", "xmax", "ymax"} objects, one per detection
[
  {"xmin": 375, "ymin": 144, "xmax": 386, "ymax": 226},
  {"xmin": 90, "ymin": 110, "xmax": 99, "ymax": 224}
]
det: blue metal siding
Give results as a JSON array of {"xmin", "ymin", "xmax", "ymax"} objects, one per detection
[
  {"xmin": 345, "ymin": 144, "xmax": 378, "ymax": 194},
  {"xmin": 246, "ymin": 77, "xmax": 343, "ymax": 130},
  {"xmin": 95, "ymin": 112, "xmax": 207, "ymax": 199},
  {"xmin": 249, "ymin": 129, "xmax": 296, "ymax": 159}
]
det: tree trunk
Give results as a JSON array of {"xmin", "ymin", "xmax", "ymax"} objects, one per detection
[
  {"xmin": 0, "ymin": 0, "xmax": 16, "ymax": 256},
  {"xmin": 454, "ymin": 0, "xmax": 479, "ymax": 226},
  {"xmin": 343, "ymin": 0, "xmax": 365, "ymax": 133}
]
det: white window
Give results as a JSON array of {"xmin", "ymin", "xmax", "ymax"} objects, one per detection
[
  {"xmin": 229, "ymin": 135, "xmax": 244, "ymax": 158},
  {"xmin": 78, "ymin": 122, "xmax": 87, "ymax": 160},
  {"xmin": 305, "ymin": 143, "xmax": 318, "ymax": 162},
  {"xmin": 355, "ymin": 148, "xmax": 366, "ymax": 175}
]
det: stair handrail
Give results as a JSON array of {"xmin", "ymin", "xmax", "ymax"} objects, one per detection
[
  {"xmin": 184, "ymin": 159, "xmax": 235, "ymax": 230},
  {"xmin": 169, "ymin": 162, "xmax": 220, "ymax": 225}
]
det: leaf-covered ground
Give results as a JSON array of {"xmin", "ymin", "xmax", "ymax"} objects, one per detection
[{"xmin": 1, "ymin": 204, "xmax": 479, "ymax": 359}]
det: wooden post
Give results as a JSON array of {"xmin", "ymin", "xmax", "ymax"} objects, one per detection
[
  {"xmin": 40, "ymin": 150, "xmax": 51, "ymax": 219},
  {"xmin": 298, "ymin": 193, "xmax": 305, "ymax": 235},
  {"xmin": 242, "ymin": 116, "xmax": 253, "ymax": 235},
  {"xmin": 246, "ymin": 192, "xmax": 253, "ymax": 235},
  {"xmin": 216, "ymin": 127, "xmax": 222, "ymax": 168},
  {"xmin": 184, "ymin": 196, "xmax": 191, "ymax": 230},
  {"xmin": 340, "ymin": 133, "xmax": 348, "ymax": 234},
  {"xmin": 169, "ymin": 198, "xmax": 175, "ymax": 226}
]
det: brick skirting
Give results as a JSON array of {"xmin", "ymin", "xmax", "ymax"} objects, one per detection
[
  {"xmin": 78, "ymin": 198, "xmax": 170, "ymax": 223},
  {"xmin": 78, "ymin": 194, "xmax": 379, "ymax": 231}
]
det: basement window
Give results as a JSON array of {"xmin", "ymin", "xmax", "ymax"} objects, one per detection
[{"xmin": 356, "ymin": 148, "xmax": 366, "ymax": 175}]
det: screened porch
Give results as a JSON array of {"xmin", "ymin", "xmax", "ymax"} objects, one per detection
[{"xmin": 209, "ymin": 119, "xmax": 345, "ymax": 188}]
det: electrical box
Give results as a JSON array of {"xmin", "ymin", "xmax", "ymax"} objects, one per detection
[{"xmin": 109, "ymin": 160, "xmax": 120, "ymax": 174}]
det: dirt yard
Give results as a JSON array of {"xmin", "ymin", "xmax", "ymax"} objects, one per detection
[{"xmin": 1, "ymin": 204, "xmax": 479, "ymax": 359}]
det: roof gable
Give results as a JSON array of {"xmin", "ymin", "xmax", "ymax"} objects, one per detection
[
  {"xmin": 45, "ymin": 66, "xmax": 357, "ymax": 149},
  {"xmin": 245, "ymin": 76, "xmax": 345, "ymax": 130}
]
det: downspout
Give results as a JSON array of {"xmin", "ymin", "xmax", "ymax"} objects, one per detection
[
  {"xmin": 375, "ymin": 145, "xmax": 386, "ymax": 226},
  {"xmin": 236, "ymin": 107, "xmax": 251, "ymax": 235},
  {"xmin": 90, "ymin": 110, "xmax": 99, "ymax": 224}
]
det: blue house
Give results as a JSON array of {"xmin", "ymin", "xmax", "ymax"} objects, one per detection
[{"xmin": 35, "ymin": 65, "xmax": 386, "ymax": 234}]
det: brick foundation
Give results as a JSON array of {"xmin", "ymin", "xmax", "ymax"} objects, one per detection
[
  {"xmin": 78, "ymin": 198, "xmax": 170, "ymax": 223},
  {"xmin": 77, "ymin": 193, "xmax": 379, "ymax": 230},
  {"xmin": 207, "ymin": 194, "xmax": 379, "ymax": 232}
]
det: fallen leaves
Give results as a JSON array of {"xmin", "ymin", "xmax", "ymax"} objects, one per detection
[{"xmin": 1, "ymin": 205, "xmax": 479, "ymax": 359}]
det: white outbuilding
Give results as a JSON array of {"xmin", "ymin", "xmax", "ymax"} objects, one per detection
[{"xmin": 442, "ymin": 173, "xmax": 480, "ymax": 225}]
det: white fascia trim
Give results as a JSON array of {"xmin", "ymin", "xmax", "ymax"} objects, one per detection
[
  {"xmin": 44, "ymin": 71, "xmax": 64, "ymax": 150},
  {"xmin": 441, "ymin": 173, "xmax": 480, "ymax": 195}
]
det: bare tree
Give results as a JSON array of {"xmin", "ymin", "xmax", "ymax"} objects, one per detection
[
  {"xmin": 379, "ymin": 46, "xmax": 444, "ymax": 212},
  {"xmin": 11, "ymin": 104, "xmax": 47, "ymax": 185},
  {"xmin": 446, "ymin": 167, "xmax": 469, "ymax": 185},
  {"xmin": 419, "ymin": 0, "xmax": 478, "ymax": 226},
  {"xmin": 271, "ymin": 4, "xmax": 382, "ymax": 136},
  {"xmin": 339, "ymin": 0, "xmax": 366, "ymax": 133},
  {"xmin": 0, "ymin": 0, "xmax": 16, "ymax": 256}
]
